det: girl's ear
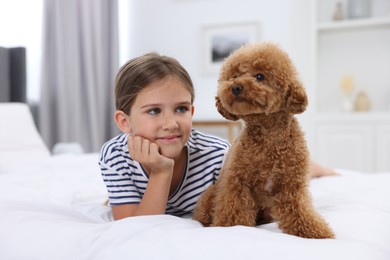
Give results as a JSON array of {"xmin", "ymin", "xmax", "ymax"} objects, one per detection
[
  {"xmin": 191, "ymin": 105, "xmax": 195, "ymax": 116},
  {"xmin": 114, "ymin": 110, "xmax": 132, "ymax": 133}
]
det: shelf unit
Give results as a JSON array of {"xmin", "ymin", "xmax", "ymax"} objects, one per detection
[
  {"xmin": 314, "ymin": 0, "xmax": 390, "ymax": 113},
  {"xmin": 307, "ymin": 0, "xmax": 390, "ymax": 172},
  {"xmin": 317, "ymin": 16, "xmax": 390, "ymax": 31}
]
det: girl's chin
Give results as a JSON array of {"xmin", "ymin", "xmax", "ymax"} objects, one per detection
[
  {"xmin": 159, "ymin": 147, "xmax": 183, "ymax": 159},
  {"xmin": 160, "ymin": 151, "xmax": 180, "ymax": 159}
]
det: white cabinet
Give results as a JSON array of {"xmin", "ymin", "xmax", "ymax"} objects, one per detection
[
  {"xmin": 316, "ymin": 124, "xmax": 373, "ymax": 172},
  {"xmin": 376, "ymin": 125, "xmax": 390, "ymax": 172},
  {"xmin": 306, "ymin": 114, "xmax": 390, "ymax": 172}
]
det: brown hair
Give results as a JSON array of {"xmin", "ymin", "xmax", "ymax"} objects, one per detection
[{"xmin": 115, "ymin": 53, "xmax": 195, "ymax": 114}]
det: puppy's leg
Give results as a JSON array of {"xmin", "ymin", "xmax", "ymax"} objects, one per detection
[
  {"xmin": 272, "ymin": 188, "xmax": 335, "ymax": 238},
  {"xmin": 192, "ymin": 184, "xmax": 216, "ymax": 226},
  {"xmin": 212, "ymin": 173, "xmax": 257, "ymax": 227},
  {"xmin": 256, "ymin": 207, "xmax": 273, "ymax": 225}
]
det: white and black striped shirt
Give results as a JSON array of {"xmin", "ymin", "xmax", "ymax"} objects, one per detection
[{"xmin": 99, "ymin": 129, "xmax": 230, "ymax": 216}]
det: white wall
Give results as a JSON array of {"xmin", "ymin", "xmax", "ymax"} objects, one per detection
[
  {"xmin": 124, "ymin": 0, "xmax": 313, "ymax": 120},
  {"xmin": 0, "ymin": 0, "xmax": 314, "ymax": 118}
]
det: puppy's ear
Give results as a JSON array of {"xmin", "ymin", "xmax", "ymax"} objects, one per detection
[
  {"xmin": 285, "ymin": 80, "xmax": 308, "ymax": 114},
  {"xmin": 215, "ymin": 96, "xmax": 239, "ymax": 121}
]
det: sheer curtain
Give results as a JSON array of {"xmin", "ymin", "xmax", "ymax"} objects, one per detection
[{"xmin": 39, "ymin": 0, "xmax": 119, "ymax": 152}]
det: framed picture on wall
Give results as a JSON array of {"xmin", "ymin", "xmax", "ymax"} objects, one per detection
[{"xmin": 201, "ymin": 22, "xmax": 260, "ymax": 74}]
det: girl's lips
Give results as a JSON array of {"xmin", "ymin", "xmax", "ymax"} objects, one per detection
[{"xmin": 157, "ymin": 135, "xmax": 181, "ymax": 142}]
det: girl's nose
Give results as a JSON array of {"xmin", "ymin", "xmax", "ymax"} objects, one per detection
[{"xmin": 162, "ymin": 114, "xmax": 179, "ymax": 130}]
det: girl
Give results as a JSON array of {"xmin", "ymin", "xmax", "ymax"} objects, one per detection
[{"xmin": 99, "ymin": 53, "xmax": 336, "ymax": 220}]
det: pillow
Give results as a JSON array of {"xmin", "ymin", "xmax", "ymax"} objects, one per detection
[{"xmin": 0, "ymin": 103, "xmax": 50, "ymax": 165}]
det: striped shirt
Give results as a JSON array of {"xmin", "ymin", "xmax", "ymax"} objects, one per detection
[{"xmin": 99, "ymin": 129, "xmax": 230, "ymax": 216}]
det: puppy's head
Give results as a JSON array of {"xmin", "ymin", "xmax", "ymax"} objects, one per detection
[{"xmin": 216, "ymin": 42, "xmax": 308, "ymax": 121}]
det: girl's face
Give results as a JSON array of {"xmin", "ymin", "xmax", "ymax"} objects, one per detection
[{"xmin": 127, "ymin": 76, "xmax": 194, "ymax": 159}]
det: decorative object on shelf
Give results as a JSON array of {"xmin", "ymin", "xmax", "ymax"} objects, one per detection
[
  {"xmin": 340, "ymin": 75, "xmax": 355, "ymax": 112},
  {"xmin": 354, "ymin": 90, "xmax": 371, "ymax": 112},
  {"xmin": 347, "ymin": 0, "xmax": 371, "ymax": 19},
  {"xmin": 333, "ymin": 1, "xmax": 345, "ymax": 21}
]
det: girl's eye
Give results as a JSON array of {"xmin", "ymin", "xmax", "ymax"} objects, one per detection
[
  {"xmin": 176, "ymin": 106, "xmax": 189, "ymax": 113},
  {"xmin": 147, "ymin": 108, "xmax": 161, "ymax": 115}
]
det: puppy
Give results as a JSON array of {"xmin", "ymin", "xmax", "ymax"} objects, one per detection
[{"xmin": 193, "ymin": 42, "xmax": 335, "ymax": 239}]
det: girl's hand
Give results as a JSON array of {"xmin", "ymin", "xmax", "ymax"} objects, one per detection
[{"xmin": 128, "ymin": 135, "xmax": 174, "ymax": 175}]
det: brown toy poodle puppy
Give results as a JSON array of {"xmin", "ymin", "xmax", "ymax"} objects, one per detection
[{"xmin": 193, "ymin": 42, "xmax": 335, "ymax": 239}]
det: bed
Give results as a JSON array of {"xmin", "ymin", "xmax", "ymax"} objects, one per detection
[{"xmin": 1, "ymin": 103, "xmax": 390, "ymax": 260}]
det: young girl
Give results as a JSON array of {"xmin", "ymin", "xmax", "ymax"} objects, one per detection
[{"xmin": 99, "ymin": 53, "xmax": 337, "ymax": 221}]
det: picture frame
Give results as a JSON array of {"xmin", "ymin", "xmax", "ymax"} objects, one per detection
[{"xmin": 201, "ymin": 22, "xmax": 260, "ymax": 74}]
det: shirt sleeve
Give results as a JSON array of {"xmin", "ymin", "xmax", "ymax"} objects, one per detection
[{"xmin": 99, "ymin": 152, "xmax": 142, "ymax": 206}]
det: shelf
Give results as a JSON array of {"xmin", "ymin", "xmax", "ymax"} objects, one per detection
[
  {"xmin": 309, "ymin": 112, "xmax": 390, "ymax": 122},
  {"xmin": 317, "ymin": 16, "xmax": 390, "ymax": 31}
]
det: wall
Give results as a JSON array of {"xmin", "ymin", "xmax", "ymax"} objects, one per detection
[
  {"xmin": 0, "ymin": 0, "xmax": 314, "ymax": 119},
  {"xmin": 125, "ymin": 0, "xmax": 313, "ymax": 120}
]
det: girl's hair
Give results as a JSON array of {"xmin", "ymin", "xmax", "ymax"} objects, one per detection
[{"xmin": 115, "ymin": 53, "xmax": 195, "ymax": 114}]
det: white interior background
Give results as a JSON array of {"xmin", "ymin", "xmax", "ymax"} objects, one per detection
[{"xmin": 0, "ymin": 0, "xmax": 314, "ymax": 120}]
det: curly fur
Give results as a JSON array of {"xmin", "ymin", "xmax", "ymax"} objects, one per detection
[{"xmin": 193, "ymin": 42, "xmax": 335, "ymax": 239}]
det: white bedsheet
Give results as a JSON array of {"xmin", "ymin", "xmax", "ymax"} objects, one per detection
[
  {"xmin": 0, "ymin": 153, "xmax": 389, "ymax": 260},
  {"xmin": 1, "ymin": 103, "xmax": 389, "ymax": 259}
]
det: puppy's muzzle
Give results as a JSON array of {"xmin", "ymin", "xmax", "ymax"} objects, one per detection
[{"xmin": 232, "ymin": 85, "xmax": 243, "ymax": 96}]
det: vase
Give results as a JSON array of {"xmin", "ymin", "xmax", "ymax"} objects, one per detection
[
  {"xmin": 354, "ymin": 91, "xmax": 371, "ymax": 112},
  {"xmin": 348, "ymin": 0, "xmax": 371, "ymax": 19}
]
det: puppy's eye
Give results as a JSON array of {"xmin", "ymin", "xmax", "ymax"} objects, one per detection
[{"xmin": 255, "ymin": 73, "xmax": 265, "ymax": 81}]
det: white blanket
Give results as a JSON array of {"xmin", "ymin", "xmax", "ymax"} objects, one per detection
[
  {"xmin": 1, "ymin": 103, "xmax": 389, "ymax": 259},
  {"xmin": 1, "ymin": 155, "xmax": 390, "ymax": 260}
]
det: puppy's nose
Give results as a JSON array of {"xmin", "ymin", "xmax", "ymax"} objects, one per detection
[{"xmin": 232, "ymin": 85, "xmax": 243, "ymax": 96}]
